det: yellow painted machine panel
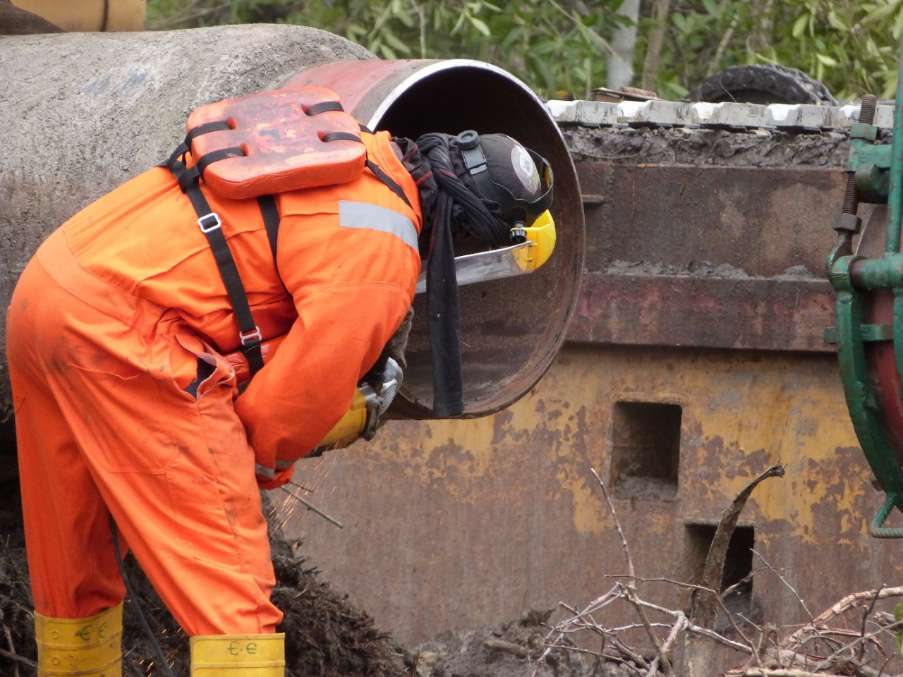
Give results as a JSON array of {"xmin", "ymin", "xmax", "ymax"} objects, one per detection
[{"xmin": 280, "ymin": 344, "xmax": 892, "ymax": 647}]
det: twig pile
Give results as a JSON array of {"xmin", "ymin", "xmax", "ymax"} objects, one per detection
[{"xmin": 532, "ymin": 466, "xmax": 903, "ymax": 677}]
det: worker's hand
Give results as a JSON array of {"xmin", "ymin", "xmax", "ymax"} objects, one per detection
[
  {"xmin": 256, "ymin": 464, "xmax": 294, "ymax": 491},
  {"xmin": 385, "ymin": 306, "xmax": 413, "ymax": 371}
]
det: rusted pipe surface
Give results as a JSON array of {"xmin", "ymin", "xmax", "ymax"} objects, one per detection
[{"xmin": 569, "ymin": 273, "xmax": 835, "ymax": 352}]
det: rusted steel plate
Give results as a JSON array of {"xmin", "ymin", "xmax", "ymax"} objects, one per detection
[
  {"xmin": 577, "ymin": 163, "xmax": 847, "ymax": 278},
  {"xmin": 287, "ymin": 343, "xmax": 877, "ymax": 647},
  {"xmin": 569, "ymin": 159, "xmax": 845, "ymax": 352},
  {"xmin": 568, "ymin": 273, "xmax": 835, "ymax": 352}
]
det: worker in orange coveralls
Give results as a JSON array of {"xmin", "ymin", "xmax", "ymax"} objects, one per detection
[{"xmin": 6, "ymin": 88, "xmax": 554, "ymax": 676}]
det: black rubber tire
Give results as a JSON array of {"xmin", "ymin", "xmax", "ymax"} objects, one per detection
[{"xmin": 687, "ymin": 64, "xmax": 838, "ymax": 105}]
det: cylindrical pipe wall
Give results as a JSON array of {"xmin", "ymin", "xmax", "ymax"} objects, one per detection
[{"xmin": 288, "ymin": 61, "xmax": 585, "ymax": 419}]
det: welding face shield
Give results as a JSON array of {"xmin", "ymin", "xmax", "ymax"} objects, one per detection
[{"xmin": 455, "ymin": 130, "xmax": 554, "ymax": 244}]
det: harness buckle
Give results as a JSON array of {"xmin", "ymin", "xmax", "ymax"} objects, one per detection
[
  {"xmin": 198, "ymin": 212, "xmax": 222, "ymax": 233},
  {"xmin": 240, "ymin": 326, "xmax": 263, "ymax": 346}
]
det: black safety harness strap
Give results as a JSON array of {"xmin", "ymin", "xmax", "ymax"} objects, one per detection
[
  {"xmin": 258, "ymin": 195, "xmax": 280, "ymax": 262},
  {"xmin": 320, "ymin": 130, "xmax": 413, "ymax": 211},
  {"xmin": 366, "ymin": 158, "xmax": 412, "ymax": 210},
  {"xmin": 305, "ymin": 100, "xmax": 344, "ymax": 115},
  {"xmin": 163, "ymin": 103, "xmax": 414, "ymax": 381},
  {"xmin": 167, "ymin": 154, "xmax": 266, "ymax": 376},
  {"xmin": 162, "ymin": 121, "xmax": 232, "ymax": 171}
]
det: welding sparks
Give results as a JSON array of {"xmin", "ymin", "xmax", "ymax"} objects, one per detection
[
  {"xmin": 288, "ymin": 479, "xmax": 316, "ymax": 493},
  {"xmin": 268, "ymin": 454, "xmax": 343, "ymax": 530},
  {"xmin": 280, "ymin": 486, "xmax": 344, "ymax": 529}
]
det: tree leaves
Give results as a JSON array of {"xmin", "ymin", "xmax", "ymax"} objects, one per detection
[
  {"xmin": 651, "ymin": 0, "xmax": 903, "ymax": 102},
  {"xmin": 146, "ymin": 0, "xmax": 903, "ymax": 102}
]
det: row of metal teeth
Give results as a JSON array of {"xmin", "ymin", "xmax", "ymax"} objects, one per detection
[{"xmin": 545, "ymin": 99, "xmax": 896, "ymax": 131}]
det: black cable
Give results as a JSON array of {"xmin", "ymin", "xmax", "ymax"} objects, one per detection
[
  {"xmin": 110, "ymin": 516, "xmax": 176, "ymax": 677},
  {"xmin": 414, "ymin": 133, "xmax": 511, "ymax": 246}
]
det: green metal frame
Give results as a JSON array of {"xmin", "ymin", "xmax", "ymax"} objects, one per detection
[{"xmin": 827, "ymin": 39, "xmax": 903, "ymax": 537}]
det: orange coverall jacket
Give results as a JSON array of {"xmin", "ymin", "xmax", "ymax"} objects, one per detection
[{"xmin": 6, "ymin": 130, "xmax": 422, "ymax": 634}]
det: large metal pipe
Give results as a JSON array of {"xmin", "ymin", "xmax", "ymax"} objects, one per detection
[
  {"xmin": 0, "ymin": 25, "xmax": 584, "ymax": 429},
  {"xmin": 286, "ymin": 61, "xmax": 584, "ymax": 418}
]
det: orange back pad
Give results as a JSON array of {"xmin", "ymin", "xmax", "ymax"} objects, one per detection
[{"xmin": 187, "ymin": 87, "xmax": 367, "ymax": 199}]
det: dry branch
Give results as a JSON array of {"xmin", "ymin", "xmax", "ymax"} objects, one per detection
[
  {"xmin": 690, "ymin": 465, "xmax": 785, "ymax": 629},
  {"xmin": 686, "ymin": 465, "xmax": 785, "ymax": 677},
  {"xmin": 751, "ymin": 549, "xmax": 813, "ymax": 621}
]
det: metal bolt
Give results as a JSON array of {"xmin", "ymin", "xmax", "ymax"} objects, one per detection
[{"xmin": 842, "ymin": 94, "xmax": 879, "ymax": 216}]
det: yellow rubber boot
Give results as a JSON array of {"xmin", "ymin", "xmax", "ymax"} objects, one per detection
[
  {"xmin": 190, "ymin": 633, "xmax": 285, "ymax": 675},
  {"xmin": 35, "ymin": 604, "xmax": 122, "ymax": 676}
]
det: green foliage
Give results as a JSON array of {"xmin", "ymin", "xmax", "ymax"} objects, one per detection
[
  {"xmin": 652, "ymin": 0, "xmax": 903, "ymax": 101},
  {"xmin": 766, "ymin": 0, "xmax": 903, "ymax": 100},
  {"xmin": 146, "ymin": 0, "xmax": 628, "ymax": 100},
  {"xmin": 146, "ymin": 0, "xmax": 903, "ymax": 102},
  {"xmin": 645, "ymin": 0, "xmax": 755, "ymax": 98}
]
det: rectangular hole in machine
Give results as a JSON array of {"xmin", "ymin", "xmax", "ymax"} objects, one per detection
[{"xmin": 610, "ymin": 400, "xmax": 681, "ymax": 499}]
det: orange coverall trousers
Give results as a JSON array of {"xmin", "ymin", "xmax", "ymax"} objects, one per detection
[{"xmin": 7, "ymin": 229, "xmax": 282, "ymax": 635}]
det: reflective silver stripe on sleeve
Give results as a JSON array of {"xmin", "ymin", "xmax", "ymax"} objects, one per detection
[
  {"xmin": 338, "ymin": 200, "xmax": 419, "ymax": 252},
  {"xmin": 275, "ymin": 459, "xmax": 295, "ymax": 469},
  {"xmin": 255, "ymin": 464, "xmax": 275, "ymax": 479}
]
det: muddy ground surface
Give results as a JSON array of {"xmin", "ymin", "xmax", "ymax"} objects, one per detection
[{"xmin": 0, "ymin": 478, "xmax": 626, "ymax": 677}]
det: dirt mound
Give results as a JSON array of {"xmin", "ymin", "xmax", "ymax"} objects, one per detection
[
  {"xmin": 271, "ymin": 539, "xmax": 411, "ymax": 677},
  {"xmin": 0, "ymin": 478, "xmax": 627, "ymax": 676},
  {"xmin": 412, "ymin": 611, "xmax": 584, "ymax": 677},
  {"xmin": 0, "ymin": 479, "xmax": 413, "ymax": 676}
]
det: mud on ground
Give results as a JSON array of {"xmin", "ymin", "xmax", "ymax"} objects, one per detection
[{"xmin": 0, "ymin": 479, "xmax": 618, "ymax": 677}]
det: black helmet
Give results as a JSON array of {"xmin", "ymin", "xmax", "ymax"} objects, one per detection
[
  {"xmin": 455, "ymin": 130, "xmax": 553, "ymax": 241},
  {"xmin": 411, "ymin": 131, "xmax": 553, "ymax": 249}
]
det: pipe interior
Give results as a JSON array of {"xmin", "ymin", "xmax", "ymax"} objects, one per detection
[{"xmin": 366, "ymin": 66, "xmax": 584, "ymax": 418}]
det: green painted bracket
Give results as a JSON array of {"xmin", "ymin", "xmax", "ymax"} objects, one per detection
[
  {"xmin": 827, "ymin": 37, "xmax": 903, "ymax": 536},
  {"xmin": 850, "ymin": 142, "xmax": 890, "ymax": 202},
  {"xmin": 870, "ymin": 493, "xmax": 903, "ymax": 538},
  {"xmin": 824, "ymin": 323, "xmax": 894, "ymax": 344},
  {"xmin": 830, "ymin": 261, "xmax": 903, "ymax": 504},
  {"xmin": 848, "ymin": 139, "xmax": 890, "ymax": 171}
]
